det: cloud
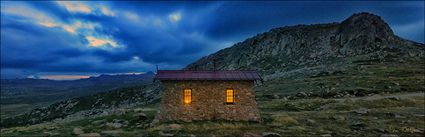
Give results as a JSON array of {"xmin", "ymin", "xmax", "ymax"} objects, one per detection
[
  {"xmin": 39, "ymin": 21, "xmax": 59, "ymax": 28},
  {"xmin": 1, "ymin": 1, "xmax": 423, "ymax": 79},
  {"xmin": 1, "ymin": 23, "xmax": 86, "ymax": 68},
  {"xmin": 1, "ymin": 3, "xmax": 115, "ymax": 48},
  {"xmin": 133, "ymin": 56, "xmax": 140, "ymax": 60},
  {"xmin": 121, "ymin": 11, "xmax": 166, "ymax": 29},
  {"xmin": 39, "ymin": 75, "xmax": 90, "ymax": 80},
  {"xmin": 56, "ymin": 1, "xmax": 92, "ymax": 14},
  {"xmin": 168, "ymin": 11, "xmax": 182, "ymax": 23},
  {"xmin": 62, "ymin": 25, "xmax": 77, "ymax": 34},
  {"xmin": 1, "ymin": 4, "xmax": 60, "ymax": 28},
  {"xmin": 100, "ymin": 5, "xmax": 116, "ymax": 16},
  {"xmin": 59, "ymin": 20, "xmax": 99, "ymax": 35},
  {"xmin": 123, "ymin": 11, "xmax": 140, "ymax": 22},
  {"xmin": 85, "ymin": 36, "xmax": 120, "ymax": 48},
  {"xmin": 3, "ymin": 5, "xmax": 122, "ymax": 49},
  {"xmin": 56, "ymin": 1, "xmax": 116, "ymax": 17}
]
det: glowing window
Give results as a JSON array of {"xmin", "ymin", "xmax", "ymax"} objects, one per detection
[
  {"xmin": 183, "ymin": 88, "xmax": 192, "ymax": 104},
  {"xmin": 226, "ymin": 89, "xmax": 234, "ymax": 104}
]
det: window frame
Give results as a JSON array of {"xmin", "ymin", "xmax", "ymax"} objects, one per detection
[
  {"xmin": 225, "ymin": 88, "xmax": 235, "ymax": 105},
  {"xmin": 183, "ymin": 88, "xmax": 192, "ymax": 105}
]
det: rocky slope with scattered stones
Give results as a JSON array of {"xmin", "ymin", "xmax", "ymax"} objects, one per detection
[
  {"xmin": 185, "ymin": 12, "xmax": 424, "ymax": 77},
  {"xmin": 0, "ymin": 82, "xmax": 162, "ymax": 128}
]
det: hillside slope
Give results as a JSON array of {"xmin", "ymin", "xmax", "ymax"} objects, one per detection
[
  {"xmin": 1, "ymin": 82, "xmax": 161, "ymax": 128},
  {"xmin": 1, "ymin": 72, "xmax": 155, "ymax": 119},
  {"xmin": 185, "ymin": 12, "xmax": 425, "ymax": 98},
  {"xmin": 185, "ymin": 12, "xmax": 424, "ymax": 73}
]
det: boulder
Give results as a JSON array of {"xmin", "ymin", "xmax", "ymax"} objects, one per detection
[
  {"xmin": 273, "ymin": 94, "xmax": 280, "ymax": 99},
  {"xmin": 380, "ymin": 134, "xmax": 399, "ymax": 137},
  {"xmin": 287, "ymin": 126, "xmax": 305, "ymax": 130},
  {"xmin": 354, "ymin": 108, "xmax": 368, "ymax": 114},
  {"xmin": 167, "ymin": 124, "xmax": 182, "ymax": 131},
  {"xmin": 79, "ymin": 133, "xmax": 101, "ymax": 137},
  {"xmin": 296, "ymin": 92, "xmax": 308, "ymax": 98},
  {"xmin": 262, "ymin": 132, "xmax": 281, "ymax": 137},
  {"xmin": 151, "ymin": 118, "xmax": 160, "ymax": 126},
  {"xmin": 414, "ymin": 114, "xmax": 425, "ymax": 117},
  {"xmin": 105, "ymin": 122, "xmax": 124, "ymax": 129},
  {"xmin": 159, "ymin": 131, "xmax": 174, "ymax": 137},
  {"xmin": 392, "ymin": 81, "xmax": 400, "ymax": 86},
  {"xmin": 136, "ymin": 112, "xmax": 148, "ymax": 120},
  {"xmin": 384, "ymin": 96, "xmax": 400, "ymax": 101},
  {"xmin": 101, "ymin": 130, "xmax": 122, "ymax": 136},
  {"xmin": 350, "ymin": 122, "xmax": 367, "ymax": 130},
  {"xmin": 307, "ymin": 119, "xmax": 316, "ymax": 124},
  {"xmin": 73, "ymin": 128, "xmax": 84, "ymax": 135},
  {"xmin": 112, "ymin": 123, "xmax": 123, "ymax": 128},
  {"xmin": 133, "ymin": 108, "xmax": 144, "ymax": 113},
  {"xmin": 374, "ymin": 128, "xmax": 388, "ymax": 133},
  {"xmin": 43, "ymin": 131, "xmax": 59, "ymax": 136},
  {"xmin": 386, "ymin": 112, "xmax": 396, "ymax": 117},
  {"xmin": 386, "ymin": 113, "xmax": 406, "ymax": 119},
  {"xmin": 243, "ymin": 132, "xmax": 261, "ymax": 137},
  {"xmin": 331, "ymin": 115, "xmax": 345, "ymax": 121},
  {"xmin": 394, "ymin": 115, "xmax": 406, "ymax": 119}
]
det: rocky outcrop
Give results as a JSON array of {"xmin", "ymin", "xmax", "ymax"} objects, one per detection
[{"xmin": 184, "ymin": 12, "xmax": 424, "ymax": 76}]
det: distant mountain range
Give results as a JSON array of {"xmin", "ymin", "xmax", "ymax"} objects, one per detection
[{"xmin": 1, "ymin": 72, "xmax": 155, "ymax": 104}]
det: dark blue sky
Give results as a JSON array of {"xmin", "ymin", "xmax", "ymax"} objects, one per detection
[{"xmin": 1, "ymin": 1, "xmax": 424, "ymax": 79}]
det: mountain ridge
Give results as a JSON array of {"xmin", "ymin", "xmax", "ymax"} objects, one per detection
[{"xmin": 184, "ymin": 12, "xmax": 424, "ymax": 74}]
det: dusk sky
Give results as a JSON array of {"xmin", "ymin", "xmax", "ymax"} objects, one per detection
[{"xmin": 1, "ymin": 1, "xmax": 424, "ymax": 79}]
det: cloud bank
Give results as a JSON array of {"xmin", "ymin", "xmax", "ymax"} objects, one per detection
[{"xmin": 1, "ymin": 1, "xmax": 424, "ymax": 79}]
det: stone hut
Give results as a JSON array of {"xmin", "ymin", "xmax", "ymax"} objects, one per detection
[{"xmin": 154, "ymin": 70, "xmax": 262, "ymax": 122}]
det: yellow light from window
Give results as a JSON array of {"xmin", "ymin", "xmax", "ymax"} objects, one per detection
[
  {"xmin": 226, "ymin": 89, "xmax": 234, "ymax": 104},
  {"xmin": 184, "ymin": 89, "xmax": 192, "ymax": 104}
]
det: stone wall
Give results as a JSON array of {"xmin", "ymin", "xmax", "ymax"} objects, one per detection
[{"xmin": 155, "ymin": 80, "xmax": 261, "ymax": 122}]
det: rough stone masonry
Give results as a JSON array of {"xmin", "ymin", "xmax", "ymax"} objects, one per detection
[{"xmin": 155, "ymin": 80, "xmax": 261, "ymax": 122}]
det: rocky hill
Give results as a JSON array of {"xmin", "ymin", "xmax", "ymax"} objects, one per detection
[
  {"xmin": 185, "ymin": 13, "xmax": 424, "ymax": 76},
  {"xmin": 185, "ymin": 12, "xmax": 424, "ymax": 100}
]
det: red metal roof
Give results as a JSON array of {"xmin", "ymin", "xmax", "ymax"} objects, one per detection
[{"xmin": 155, "ymin": 70, "xmax": 262, "ymax": 81}]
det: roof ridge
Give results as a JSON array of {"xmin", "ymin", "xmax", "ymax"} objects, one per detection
[{"xmin": 155, "ymin": 70, "xmax": 262, "ymax": 81}]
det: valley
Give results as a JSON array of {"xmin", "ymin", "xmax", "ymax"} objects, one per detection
[{"xmin": 0, "ymin": 72, "xmax": 155, "ymax": 119}]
